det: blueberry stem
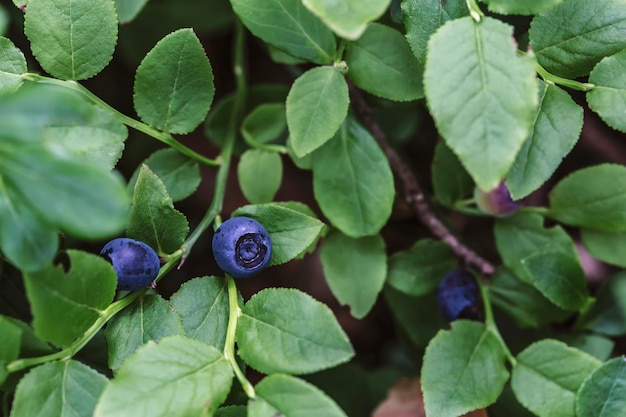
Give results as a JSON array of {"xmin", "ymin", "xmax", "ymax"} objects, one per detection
[
  {"xmin": 479, "ymin": 279, "xmax": 517, "ymax": 367},
  {"xmin": 224, "ymin": 275, "xmax": 256, "ymax": 398},
  {"xmin": 20, "ymin": 73, "xmax": 221, "ymax": 167},
  {"xmin": 535, "ymin": 63, "xmax": 594, "ymax": 92}
]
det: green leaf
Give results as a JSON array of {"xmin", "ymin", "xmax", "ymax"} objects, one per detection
[
  {"xmin": 236, "ymin": 288, "xmax": 354, "ymax": 374},
  {"xmin": 304, "ymin": 364, "xmax": 375, "ymax": 417},
  {"xmin": 241, "ymin": 103, "xmax": 287, "ymax": 145},
  {"xmin": 494, "ymin": 213, "xmax": 580, "ymax": 284},
  {"xmin": 0, "ymin": 137, "xmax": 130, "ymax": 240},
  {"xmin": 581, "ymin": 229, "xmax": 626, "ymax": 269},
  {"xmin": 302, "ymin": 0, "xmax": 391, "ymax": 40},
  {"xmin": 560, "ymin": 334, "xmax": 615, "ymax": 362},
  {"xmin": 587, "ymin": 49, "xmax": 626, "ymax": 132},
  {"xmin": 114, "ymin": 0, "xmax": 149, "ymax": 23},
  {"xmin": 576, "ymin": 356, "xmax": 626, "ymax": 417},
  {"xmin": 511, "ymin": 339, "xmax": 602, "ymax": 417},
  {"xmin": 105, "ymin": 294, "xmax": 184, "ymax": 371},
  {"xmin": 94, "ymin": 335, "xmax": 233, "ymax": 417},
  {"xmin": 11, "ymin": 361, "xmax": 108, "ymax": 417},
  {"xmin": 134, "ymin": 28, "xmax": 214, "ymax": 134},
  {"xmin": 402, "ymin": 0, "xmax": 469, "ymax": 66},
  {"xmin": 24, "ymin": 0, "xmax": 118, "ymax": 80},
  {"xmin": 170, "ymin": 276, "xmax": 230, "ymax": 350},
  {"xmin": 128, "ymin": 148, "xmax": 201, "ymax": 202},
  {"xmin": 24, "ymin": 250, "xmax": 117, "ymax": 348},
  {"xmin": 237, "ymin": 150, "xmax": 283, "ymax": 204},
  {"xmin": 230, "ymin": 0, "xmax": 336, "ymax": 64},
  {"xmin": 521, "ymin": 251, "xmax": 589, "ymax": 311},
  {"xmin": 0, "ymin": 177, "xmax": 59, "ymax": 272},
  {"xmin": 43, "ymin": 105, "xmax": 128, "ymax": 171},
  {"xmin": 431, "ymin": 140, "xmax": 474, "ymax": 206},
  {"xmin": 421, "ymin": 320, "xmax": 509, "ymax": 417},
  {"xmin": 507, "ymin": 82, "xmax": 583, "ymax": 199},
  {"xmin": 251, "ymin": 374, "xmax": 348, "ymax": 417},
  {"xmin": 583, "ymin": 272, "xmax": 626, "ymax": 336},
  {"xmin": 482, "ymin": 0, "xmax": 564, "ymax": 15},
  {"xmin": 386, "ymin": 239, "xmax": 457, "ymax": 296},
  {"xmin": 127, "ymin": 165, "xmax": 189, "ymax": 255},
  {"xmin": 345, "ymin": 23, "xmax": 423, "ymax": 101},
  {"xmin": 286, "ymin": 66, "xmax": 349, "ymax": 157},
  {"xmin": 489, "ymin": 268, "xmax": 570, "ymax": 328},
  {"xmin": 529, "ymin": 0, "xmax": 626, "ymax": 78},
  {"xmin": 549, "ymin": 164, "xmax": 626, "ymax": 231},
  {"xmin": 384, "ymin": 286, "xmax": 446, "ymax": 347},
  {"xmin": 2, "ymin": 318, "xmax": 54, "ymax": 359},
  {"xmin": 0, "ymin": 37, "xmax": 27, "ymax": 94},
  {"xmin": 0, "ymin": 315, "xmax": 21, "ymax": 385},
  {"xmin": 424, "ymin": 16, "xmax": 538, "ymax": 190},
  {"xmin": 232, "ymin": 203, "xmax": 327, "ymax": 265},
  {"xmin": 312, "ymin": 116, "xmax": 395, "ymax": 237},
  {"xmin": 128, "ymin": 148, "xmax": 202, "ymax": 202},
  {"xmin": 320, "ymin": 231, "xmax": 386, "ymax": 319}
]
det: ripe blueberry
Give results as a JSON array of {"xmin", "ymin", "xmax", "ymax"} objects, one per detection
[
  {"xmin": 212, "ymin": 216, "xmax": 272, "ymax": 279},
  {"xmin": 99, "ymin": 238, "xmax": 160, "ymax": 291},
  {"xmin": 437, "ymin": 269, "xmax": 482, "ymax": 322},
  {"xmin": 474, "ymin": 181, "xmax": 520, "ymax": 217}
]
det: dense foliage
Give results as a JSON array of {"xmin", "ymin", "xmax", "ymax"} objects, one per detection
[{"xmin": 1, "ymin": 0, "xmax": 626, "ymax": 416}]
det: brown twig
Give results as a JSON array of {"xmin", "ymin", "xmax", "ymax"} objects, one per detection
[{"xmin": 348, "ymin": 83, "xmax": 496, "ymax": 276}]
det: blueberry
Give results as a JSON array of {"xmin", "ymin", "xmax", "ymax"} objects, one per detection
[
  {"xmin": 474, "ymin": 181, "xmax": 520, "ymax": 217},
  {"xmin": 437, "ymin": 269, "xmax": 482, "ymax": 322},
  {"xmin": 99, "ymin": 238, "xmax": 160, "ymax": 291},
  {"xmin": 212, "ymin": 216, "xmax": 272, "ymax": 279}
]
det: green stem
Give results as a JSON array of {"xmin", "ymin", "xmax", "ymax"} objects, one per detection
[
  {"xmin": 224, "ymin": 275, "xmax": 256, "ymax": 398},
  {"xmin": 182, "ymin": 20, "xmax": 248, "ymax": 260},
  {"xmin": 535, "ymin": 63, "xmax": 594, "ymax": 91},
  {"xmin": 21, "ymin": 73, "xmax": 220, "ymax": 166},
  {"xmin": 242, "ymin": 132, "xmax": 288, "ymax": 154},
  {"xmin": 480, "ymin": 280, "xmax": 517, "ymax": 367},
  {"xmin": 5, "ymin": 256, "xmax": 181, "ymax": 374},
  {"xmin": 466, "ymin": 0, "xmax": 484, "ymax": 21}
]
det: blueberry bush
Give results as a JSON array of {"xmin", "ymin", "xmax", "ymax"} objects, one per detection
[{"xmin": 1, "ymin": 0, "xmax": 626, "ymax": 416}]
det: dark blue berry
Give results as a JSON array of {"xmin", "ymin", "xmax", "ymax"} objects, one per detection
[
  {"xmin": 99, "ymin": 238, "xmax": 160, "ymax": 291},
  {"xmin": 212, "ymin": 216, "xmax": 272, "ymax": 279},
  {"xmin": 437, "ymin": 269, "xmax": 482, "ymax": 322},
  {"xmin": 475, "ymin": 181, "xmax": 520, "ymax": 217}
]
